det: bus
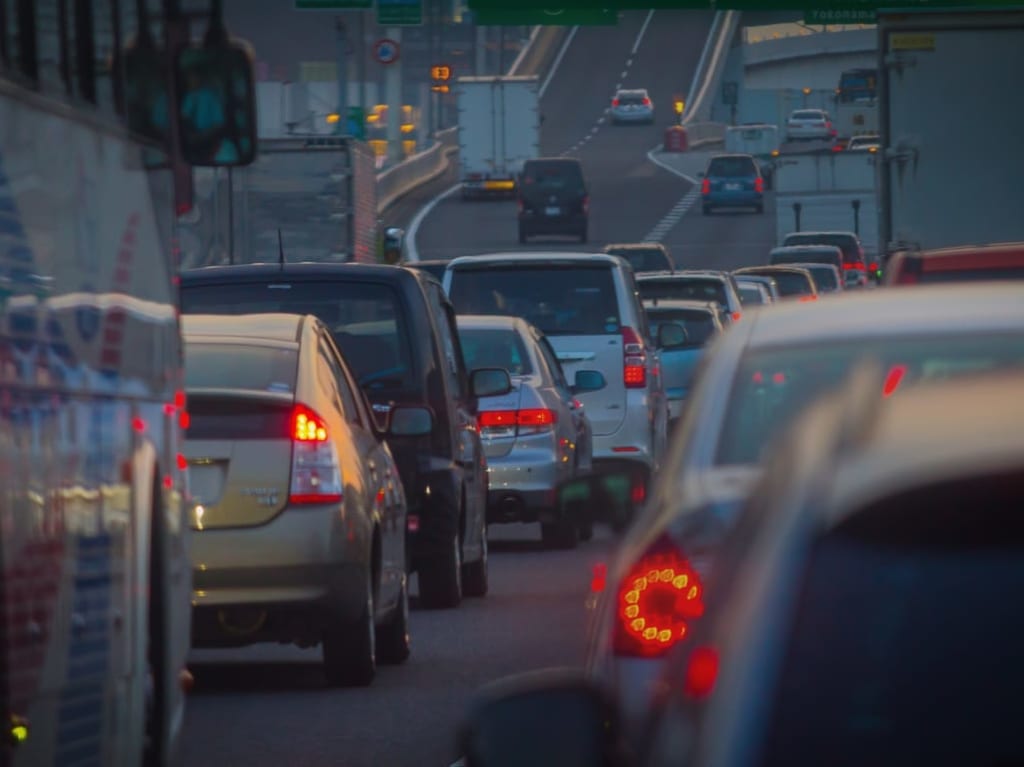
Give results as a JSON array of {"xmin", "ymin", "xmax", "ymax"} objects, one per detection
[
  {"xmin": 1, "ymin": 2, "xmax": 256, "ymax": 765},
  {"xmin": 833, "ymin": 67, "xmax": 879, "ymax": 140}
]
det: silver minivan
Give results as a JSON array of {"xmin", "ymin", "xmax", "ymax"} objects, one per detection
[{"xmin": 443, "ymin": 253, "xmax": 671, "ymax": 526}]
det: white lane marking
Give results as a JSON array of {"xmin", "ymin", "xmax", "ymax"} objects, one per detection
[
  {"xmin": 540, "ymin": 26, "xmax": 579, "ymax": 98},
  {"xmin": 626, "ymin": 57, "xmax": 633, "ymax": 67},
  {"xmin": 646, "ymin": 144, "xmax": 700, "ymax": 184},
  {"xmin": 597, "ymin": 116, "xmax": 605, "ymax": 124},
  {"xmin": 406, "ymin": 183, "xmax": 460, "ymax": 262},
  {"xmin": 620, "ymin": 69, "xmax": 628, "ymax": 79},
  {"xmin": 631, "ymin": 10, "xmax": 655, "ymax": 55}
]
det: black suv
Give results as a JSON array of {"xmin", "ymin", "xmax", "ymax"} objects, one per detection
[
  {"xmin": 179, "ymin": 263, "xmax": 506, "ymax": 609},
  {"xmin": 517, "ymin": 157, "xmax": 589, "ymax": 244}
]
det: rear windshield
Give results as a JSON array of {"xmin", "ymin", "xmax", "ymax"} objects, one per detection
[
  {"xmin": 783, "ymin": 234, "xmax": 859, "ymax": 263},
  {"xmin": 715, "ymin": 335, "xmax": 1024, "ymax": 466},
  {"xmin": 738, "ymin": 284, "xmax": 768, "ymax": 305},
  {"xmin": 184, "ymin": 342, "xmax": 298, "ymax": 394},
  {"xmin": 792, "ymin": 110, "xmax": 825, "ymax": 120},
  {"xmin": 459, "ymin": 328, "xmax": 533, "ymax": 376},
  {"xmin": 640, "ymin": 277, "xmax": 728, "ymax": 307},
  {"xmin": 707, "ymin": 156, "xmax": 757, "ymax": 178},
  {"xmin": 606, "ymin": 248, "xmax": 672, "ymax": 273},
  {"xmin": 520, "ymin": 162, "xmax": 584, "ymax": 193},
  {"xmin": 180, "ymin": 281, "xmax": 416, "ymax": 392},
  {"xmin": 770, "ymin": 249, "xmax": 841, "ymax": 267},
  {"xmin": 646, "ymin": 309, "xmax": 718, "ymax": 347},
  {"xmin": 448, "ymin": 266, "xmax": 620, "ymax": 336},
  {"xmin": 758, "ymin": 485, "xmax": 1024, "ymax": 767},
  {"xmin": 617, "ymin": 92, "xmax": 647, "ymax": 105},
  {"xmin": 806, "ymin": 266, "xmax": 839, "ymax": 292}
]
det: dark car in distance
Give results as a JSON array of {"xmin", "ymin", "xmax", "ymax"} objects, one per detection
[
  {"xmin": 179, "ymin": 263, "xmax": 508, "ymax": 610},
  {"xmin": 602, "ymin": 243, "xmax": 674, "ymax": 274},
  {"xmin": 517, "ymin": 157, "xmax": 589, "ymax": 244}
]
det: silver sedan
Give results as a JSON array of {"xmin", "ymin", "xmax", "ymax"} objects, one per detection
[{"xmin": 457, "ymin": 315, "xmax": 598, "ymax": 549}]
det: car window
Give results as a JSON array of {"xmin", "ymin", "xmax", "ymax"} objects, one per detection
[
  {"xmin": 739, "ymin": 271, "xmax": 811, "ymax": 297},
  {"xmin": 707, "ymin": 156, "xmax": 757, "ymax": 177},
  {"xmin": 757, "ymin": 473, "xmax": 1024, "ymax": 767},
  {"xmin": 783, "ymin": 234, "xmax": 858, "ymax": 263},
  {"xmin": 714, "ymin": 335, "xmax": 1024, "ymax": 466},
  {"xmin": 807, "ymin": 266, "xmax": 839, "ymax": 292},
  {"xmin": 647, "ymin": 309, "xmax": 718, "ymax": 347},
  {"xmin": 520, "ymin": 162, "xmax": 585, "ymax": 193},
  {"xmin": 459, "ymin": 327, "xmax": 532, "ymax": 376},
  {"xmin": 184, "ymin": 341, "xmax": 298, "ymax": 393},
  {"xmin": 321, "ymin": 333, "xmax": 368, "ymax": 427},
  {"xmin": 607, "ymin": 248, "xmax": 672, "ymax": 273},
  {"xmin": 448, "ymin": 265, "xmax": 621, "ymax": 336},
  {"xmin": 770, "ymin": 249, "xmax": 842, "ymax": 267},
  {"xmin": 536, "ymin": 334, "xmax": 573, "ymax": 399},
  {"xmin": 426, "ymin": 282, "xmax": 468, "ymax": 399},
  {"xmin": 915, "ymin": 267, "xmax": 1024, "ymax": 283},
  {"xmin": 791, "ymin": 110, "xmax": 824, "ymax": 120},
  {"xmin": 180, "ymin": 280, "xmax": 416, "ymax": 394},
  {"xmin": 639, "ymin": 277, "xmax": 728, "ymax": 307},
  {"xmin": 617, "ymin": 92, "xmax": 647, "ymax": 105},
  {"xmin": 737, "ymin": 284, "xmax": 767, "ymax": 305}
]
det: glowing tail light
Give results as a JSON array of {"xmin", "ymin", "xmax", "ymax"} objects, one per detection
[
  {"xmin": 622, "ymin": 327, "xmax": 647, "ymax": 389},
  {"xmin": 477, "ymin": 408, "xmax": 557, "ymax": 436},
  {"xmin": 754, "ymin": 177, "xmax": 764, "ymax": 193},
  {"xmin": 683, "ymin": 646, "xmax": 719, "ymax": 699},
  {"xmin": 642, "ymin": 97, "xmax": 651, "ymax": 106},
  {"xmin": 582, "ymin": 195, "xmax": 590, "ymax": 215},
  {"xmin": 289, "ymin": 405, "xmax": 343, "ymax": 504},
  {"xmin": 701, "ymin": 178, "xmax": 711, "ymax": 195},
  {"xmin": 731, "ymin": 311, "xmax": 742, "ymax": 323},
  {"xmin": 612, "ymin": 534, "xmax": 705, "ymax": 658},
  {"xmin": 612, "ymin": 98, "xmax": 620, "ymax": 107}
]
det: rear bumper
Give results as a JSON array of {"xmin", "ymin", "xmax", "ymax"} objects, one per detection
[
  {"xmin": 463, "ymin": 179, "xmax": 517, "ymax": 197},
  {"xmin": 611, "ymin": 109, "xmax": 654, "ymax": 123},
  {"xmin": 190, "ymin": 504, "xmax": 368, "ymax": 646},
  {"xmin": 485, "ymin": 441, "xmax": 572, "ymax": 523},
  {"xmin": 704, "ymin": 190, "xmax": 762, "ymax": 207},
  {"xmin": 519, "ymin": 212, "xmax": 587, "ymax": 234}
]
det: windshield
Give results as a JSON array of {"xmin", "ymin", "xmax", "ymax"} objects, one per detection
[
  {"xmin": 707, "ymin": 157, "xmax": 757, "ymax": 177},
  {"xmin": 606, "ymin": 247, "xmax": 672, "ymax": 273},
  {"xmin": 180, "ymin": 281, "xmax": 416, "ymax": 391},
  {"xmin": 784, "ymin": 234, "xmax": 859, "ymax": 263},
  {"xmin": 448, "ymin": 266, "xmax": 620, "ymax": 336},
  {"xmin": 806, "ymin": 266, "xmax": 839, "ymax": 291},
  {"xmin": 647, "ymin": 309, "xmax": 718, "ymax": 347},
  {"xmin": 715, "ymin": 336, "xmax": 1024, "ymax": 466},
  {"xmin": 184, "ymin": 342, "xmax": 298, "ymax": 393},
  {"xmin": 640, "ymin": 277, "xmax": 728, "ymax": 306},
  {"xmin": 738, "ymin": 284, "xmax": 768, "ymax": 305},
  {"xmin": 738, "ymin": 271, "xmax": 811, "ymax": 297},
  {"xmin": 459, "ymin": 327, "xmax": 533, "ymax": 376}
]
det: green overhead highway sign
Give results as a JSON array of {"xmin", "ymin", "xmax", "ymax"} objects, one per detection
[
  {"xmin": 295, "ymin": 0, "xmax": 372, "ymax": 8},
  {"xmin": 473, "ymin": 7, "xmax": 618, "ymax": 24},
  {"xmin": 469, "ymin": 0, "xmax": 1023, "ymax": 10},
  {"xmin": 378, "ymin": 0, "xmax": 422, "ymax": 25},
  {"xmin": 804, "ymin": 8, "xmax": 876, "ymax": 22}
]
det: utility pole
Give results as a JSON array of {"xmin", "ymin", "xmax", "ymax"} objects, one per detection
[
  {"xmin": 336, "ymin": 17, "xmax": 348, "ymax": 134},
  {"xmin": 385, "ymin": 27, "xmax": 403, "ymax": 164},
  {"xmin": 358, "ymin": 10, "xmax": 367, "ymax": 129}
]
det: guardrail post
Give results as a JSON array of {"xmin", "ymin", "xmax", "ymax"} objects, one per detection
[{"xmin": 793, "ymin": 202, "xmax": 802, "ymax": 231}]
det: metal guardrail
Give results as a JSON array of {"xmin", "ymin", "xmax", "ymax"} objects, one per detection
[{"xmin": 375, "ymin": 127, "xmax": 458, "ymax": 215}]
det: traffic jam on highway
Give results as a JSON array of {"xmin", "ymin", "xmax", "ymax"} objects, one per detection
[{"xmin": 5, "ymin": 2, "xmax": 1018, "ymax": 766}]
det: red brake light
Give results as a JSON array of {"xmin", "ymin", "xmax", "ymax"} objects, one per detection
[
  {"xmin": 612, "ymin": 535, "xmax": 705, "ymax": 658},
  {"xmin": 478, "ymin": 410, "xmax": 516, "ymax": 429},
  {"xmin": 642, "ymin": 97, "xmax": 651, "ymax": 106},
  {"xmin": 798, "ymin": 294, "xmax": 818, "ymax": 303},
  {"xmin": 754, "ymin": 177, "xmax": 764, "ymax": 193},
  {"xmin": 882, "ymin": 364, "xmax": 907, "ymax": 397},
  {"xmin": 582, "ymin": 194, "xmax": 590, "ymax": 215},
  {"xmin": 517, "ymin": 408, "xmax": 556, "ymax": 427},
  {"xmin": 683, "ymin": 646, "xmax": 719, "ymax": 699},
  {"xmin": 622, "ymin": 327, "xmax": 647, "ymax": 389},
  {"xmin": 832, "ymin": 143, "xmax": 843, "ymax": 152},
  {"xmin": 612, "ymin": 98, "xmax": 620, "ymax": 106},
  {"xmin": 701, "ymin": 178, "xmax": 711, "ymax": 195},
  {"xmin": 477, "ymin": 408, "xmax": 557, "ymax": 434},
  {"xmin": 731, "ymin": 311, "xmax": 742, "ymax": 323},
  {"xmin": 290, "ymin": 405, "xmax": 343, "ymax": 504}
]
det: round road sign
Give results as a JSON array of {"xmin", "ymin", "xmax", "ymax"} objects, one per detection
[{"xmin": 374, "ymin": 38, "xmax": 400, "ymax": 65}]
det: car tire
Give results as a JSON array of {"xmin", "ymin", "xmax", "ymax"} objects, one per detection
[
  {"xmin": 418, "ymin": 532, "xmax": 463, "ymax": 609},
  {"xmin": 322, "ymin": 576, "xmax": 376, "ymax": 687},
  {"xmin": 541, "ymin": 519, "xmax": 579, "ymax": 550},
  {"xmin": 376, "ymin": 574, "xmax": 411, "ymax": 665},
  {"xmin": 462, "ymin": 524, "xmax": 489, "ymax": 597}
]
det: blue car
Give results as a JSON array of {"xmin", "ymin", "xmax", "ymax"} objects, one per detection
[
  {"xmin": 700, "ymin": 153, "xmax": 765, "ymax": 215},
  {"xmin": 643, "ymin": 299, "xmax": 724, "ymax": 429}
]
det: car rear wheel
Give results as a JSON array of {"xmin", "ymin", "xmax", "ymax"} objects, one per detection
[
  {"xmin": 322, "ymin": 576, "xmax": 376, "ymax": 687},
  {"xmin": 376, "ymin": 574, "xmax": 411, "ymax": 665},
  {"xmin": 462, "ymin": 524, "xmax": 489, "ymax": 597},
  {"xmin": 419, "ymin": 532, "xmax": 463, "ymax": 609}
]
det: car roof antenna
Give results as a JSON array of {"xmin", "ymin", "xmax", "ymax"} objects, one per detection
[{"xmin": 278, "ymin": 228, "xmax": 285, "ymax": 269}]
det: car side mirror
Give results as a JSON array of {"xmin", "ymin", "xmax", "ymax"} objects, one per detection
[
  {"xmin": 471, "ymin": 367, "xmax": 512, "ymax": 399},
  {"xmin": 571, "ymin": 369, "xmax": 606, "ymax": 394},
  {"xmin": 175, "ymin": 40, "xmax": 257, "ymax": 166},
  {"xmin": 657, "ymin": 321, "xmax": 688, "ymax": 349},
  {"xmin": 459, "ymin": 670, "xmax": 631, "ymax": 767},
  {"xmin": 388, "ymin": 405, "xmax": 434, "ymax": 437}
]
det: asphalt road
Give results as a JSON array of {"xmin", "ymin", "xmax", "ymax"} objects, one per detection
[
  {"xmin": 415, "ymin": 10, "xmax": 719, "ymax": 262},
  {"xmin": 182, "ymin": 525, "xmax": 615, "ymax": 767}
]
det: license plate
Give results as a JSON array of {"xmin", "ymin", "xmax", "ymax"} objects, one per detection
[
  {"xmin": 725, "ymin": 183, "xmax": 740, "ymax": 191},
  {"xmin": 545, "ymin": 206, "xmax": 561, "ymax": 216}
]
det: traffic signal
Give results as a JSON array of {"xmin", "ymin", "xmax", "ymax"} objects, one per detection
[{"xmin": 674, "ymin": 98, "xmax": 685, "ymax": 115}]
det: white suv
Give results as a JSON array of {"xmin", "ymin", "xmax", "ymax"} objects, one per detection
[{"xmin": 443, "ymin": 253, "xmax": 670, "ymax": 527}]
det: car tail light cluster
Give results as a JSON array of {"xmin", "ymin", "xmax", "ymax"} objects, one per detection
[
  {"xmin": 642, "ymin": 97, "xmax": 651, "ymax": 106},
  {"xmin": 701, "ymin": 178, "xmax": 711, "ymax": 195},
  {"xmin": 478, "ymin": 408, "xmax": 557, "ymax": 436},
  {"xmin": 612, "ymin": 534, "xmax": 705, "ymax": 658},
  {"xmin": 622, "ymin": 327, "xmax": 647, "ymax": 389},
  {"xmin": 582, "ymin": 194, "xmax": 590, "ymax": 215},
  {"xmin": 612, "ymin": 98, "xmax": 620, "ymax": 107},
  {"xmin": 753, "ymin": 177, "xmax": 764, "ymax": 193},
  {"xmin": 289, "ymin": 405, "xmax": 343, "ymax": 504}
]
